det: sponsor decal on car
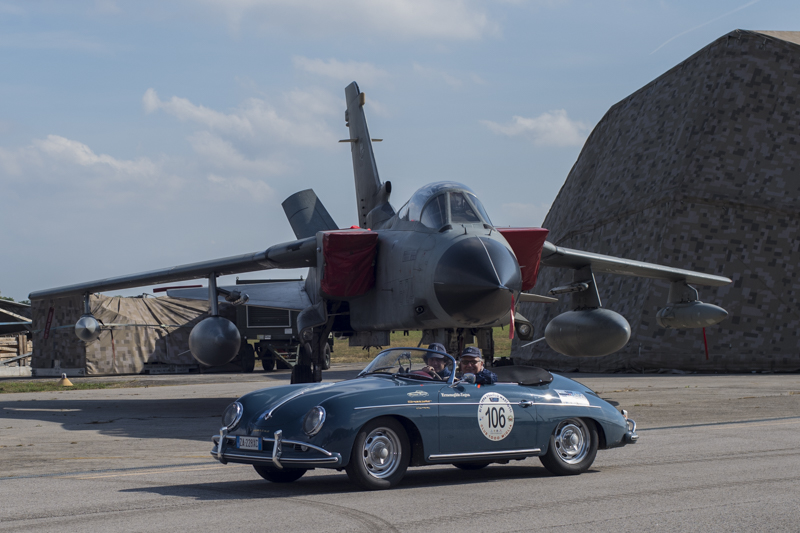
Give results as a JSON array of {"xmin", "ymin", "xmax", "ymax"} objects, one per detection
[
  {"xmin": 477, "ymin": 392, "xmax": 514, "ymax": 441},
  {"xmin": 407, "ymin": 390, "xmax": 429, "ymax": 398},
  {"xmin": 555, "ymin": 390, "xmax": 590, "ymax": 406},
  {"xmin": 440, "ymin": 392, "xmax": 470, "ymax": 398}
]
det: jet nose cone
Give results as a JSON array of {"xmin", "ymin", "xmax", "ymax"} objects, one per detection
[{"xmin": 434, "ymin": 237, "xmax": 521, "ymax": 326}]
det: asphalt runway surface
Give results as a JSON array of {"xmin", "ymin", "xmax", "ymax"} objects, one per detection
[{"xmin": 2, "ymin": 366, "xmax": 799, "ymax": 532}]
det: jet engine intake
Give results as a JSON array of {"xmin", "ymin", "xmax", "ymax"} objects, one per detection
[
  {"xmin": 545, "ymin": 308, "xmax": 631, "ymax": 357},
  {"xmin": 188, "ymin": 316, "xmax": 241, "ymax": 366},
  {"xmin": 656, "ymin": 302, "xmax": 728, "ymax": 329}
]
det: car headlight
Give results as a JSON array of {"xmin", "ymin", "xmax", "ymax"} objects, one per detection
[
  {"xmin": 302, "ymin": 406, "xmax": 326, "ymax": 436},
  {"xmin": 221, "ymin": 401, "xmax": 243, "ymax": 430}
]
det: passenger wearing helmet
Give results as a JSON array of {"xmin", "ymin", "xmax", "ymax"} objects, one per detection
[
  {"xmin": 458, "ymin": 346, "xmax": 497, "ymax": 385},
  {"xmin": 421, "ymin": 342, "xmax": 452, "ymax": 379}
]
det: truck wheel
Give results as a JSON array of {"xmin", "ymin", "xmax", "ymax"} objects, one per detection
[
  {"xmin": 240, "ymin": 343, "xmax": 255, "ymax": 373},
  {"xmin": 321, "ymin": 343, "xmax": 331, "ymax": 370}
]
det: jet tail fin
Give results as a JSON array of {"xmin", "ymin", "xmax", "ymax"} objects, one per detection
[
  {"xmin": 344, "ymin": 82, "xmax": 394, "ymax": 228},
  {"xmin": 282, "ymin": 189, "xmax": 338, "ymax": 239}
]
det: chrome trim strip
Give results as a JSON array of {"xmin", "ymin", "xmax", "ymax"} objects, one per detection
[
  {"xmin": 428, "ymin": 448, "xmax": 541, "ymax": 461},
  {"xmin": 354, "ymin": 402, "xmax": 600, "ymax": 410},
  {"xmin": 212, "ymin": 435, "xmax": 335, "ymax": 458},
  {"xmin": 263, "ymin": 382, "xmax": 337, "ymax": 420},
  {"xmin": 272, "ymin": 430, "xmax": 283, "ymax": 469},
  {"xmin": 261, "ymin": 438, "xmax": 334, "ymax": 457},
  {"xmin": 212, "ymin": 451, "xmax": 341, "ymax": 465},
  {"xmin": 354, "ymin": 403, "xmax": 437, "ymax": 410}
]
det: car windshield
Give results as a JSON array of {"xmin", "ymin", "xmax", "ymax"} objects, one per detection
[{"xmin": 359, "ymin": 347, "xmax": 456, "ymax": 382}]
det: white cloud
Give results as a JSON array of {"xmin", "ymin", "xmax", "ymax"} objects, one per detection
[
  {"xmin": 143, "ymin": 89, "xmax": 254, "ymax": 136},
  {"xmin": 199, "ymin": 0, "xmax": 498, "ymax": 40},
  {"xmin": 481, "ymin": 110, "xmax": 589, "ymax": 147},
  {"xmin": 293, "ymin": 57, "xmax": 390, "ymax": 86},
  {"xmin": 188, "ymin": 131, "xmax": 286, "ymax": 177},
  {"xmin": 207, "ymin": 174, "xmax": 273, "ymax": 202},
  {"xmin": 143, "ymin": 88, "xmax": 339, "ymax": 147},
  {"xmin": 0, "ymin": 135, "xmax": 187, "ymax": 211}
]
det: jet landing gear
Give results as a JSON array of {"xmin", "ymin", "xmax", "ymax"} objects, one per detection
[{"xmin": 291, "ymin": 329, "xmax": 331, "ymax": 384}]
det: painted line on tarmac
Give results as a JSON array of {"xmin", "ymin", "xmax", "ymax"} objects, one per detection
[{"xmin": 642, "ymin": 415, "xmax": 800, "ymax": 431}]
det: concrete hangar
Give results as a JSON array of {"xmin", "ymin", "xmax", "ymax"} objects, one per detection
[{"xmin": 515, "ymin": 30, "xmax": 800, "ymax": 373}]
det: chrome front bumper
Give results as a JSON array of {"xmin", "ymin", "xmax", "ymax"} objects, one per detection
[
  {"xmin": 211, "ymin": 429, "xmax": 342, "ymax": 469},
  {"xmin": 624, "ymin": 417, "xmax": 639, "ymax": 444}
]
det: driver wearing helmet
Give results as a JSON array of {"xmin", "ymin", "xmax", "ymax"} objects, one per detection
[{"xmin": 421, "ymin": 342, "xmax": 452, "ymax": 379}]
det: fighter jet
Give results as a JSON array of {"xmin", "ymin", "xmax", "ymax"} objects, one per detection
[{"xmin": 29, "ymin": 82, "xmax": 731, "ymax": 383}]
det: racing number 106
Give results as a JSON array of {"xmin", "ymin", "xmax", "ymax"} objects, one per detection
[{"xmin": 484, "ymin": 406, "xmax": 506, "ymax": 429}]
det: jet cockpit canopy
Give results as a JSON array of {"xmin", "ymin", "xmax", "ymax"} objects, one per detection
[{"xmin": 398, "ymin": 181, "xmax": 493, "ymax": 229}]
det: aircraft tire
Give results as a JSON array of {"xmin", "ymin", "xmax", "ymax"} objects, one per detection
[
  {"xmin": 291, "ymin": 364, "xmax": 314, "ymax": 384},
  {"xmin": 253, "ymin": 465, "xmax": 306, "ymax": 483},
  {"xmin": 259, "ymin": 347, "xmax": 276, "ymax": 372},
  {"xmin": 240, "ymin": 343, "xmax": 256, "ymax": 373},
  {"xmin": 321, "ymin": 343, "xmax": 331, "ymax": 370},
  {"xmin": 345, "ymin": 417, "xmax": 410, "ymax": 490},
  {"xmin": 539, "ymin": 417, "xmax": 598, "ymax": 476}
]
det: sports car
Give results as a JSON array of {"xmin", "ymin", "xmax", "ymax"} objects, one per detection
[{"xmin": 211, "ymin": 347, "xmax": 638, "ymax": 490}]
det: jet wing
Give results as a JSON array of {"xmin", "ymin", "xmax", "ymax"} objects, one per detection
[
  {"xmin": 167, "ymin": 281, "xmax": 311, "ymax": 311},
  {"xmin": 540, "ymin": 241, "xmax": 731, "ymax": 286},
  {"xmin": 28, "ymin": 236, "xmax": 317, "ymax": 301}
]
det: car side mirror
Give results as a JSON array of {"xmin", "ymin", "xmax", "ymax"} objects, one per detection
[{"xmin": 460, "ymin": 373, "xmax": 476, "ymax": 385}]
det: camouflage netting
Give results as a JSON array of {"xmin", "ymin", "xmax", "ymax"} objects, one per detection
[
  {"xmin": 31, "ymin": 294, "xmax": 232, "ymax": 374},
  {"xmin": 514, "ymin": 29, "xmax": 800, "ymax": 373}
]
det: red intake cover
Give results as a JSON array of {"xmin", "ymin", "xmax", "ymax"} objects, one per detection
[
  {"xmin": 496, "ymin": 227, "xmax": 550, "ymax": 291},
  {"xmin": 320, "ymin": 230, "xmax": 379, "ymax": 298}
]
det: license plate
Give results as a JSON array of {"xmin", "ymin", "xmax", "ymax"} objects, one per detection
[{"xmin": 237, "ymin": 436, "xmax": 261, "ymax": 451}]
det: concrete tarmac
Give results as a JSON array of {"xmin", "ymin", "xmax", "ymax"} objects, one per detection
[{"xmin": 1, "ymin": 367, "xmax": 799, "ymax": 532}]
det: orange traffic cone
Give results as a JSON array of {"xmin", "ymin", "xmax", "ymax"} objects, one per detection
[{"xmin": 57, "ymin": 373, "xmax": 73, "ymax": 387}]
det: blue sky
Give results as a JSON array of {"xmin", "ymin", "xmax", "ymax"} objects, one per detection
[{"xmin": 0, "ymin": 0, "xmax": 795, "ymax": 302}]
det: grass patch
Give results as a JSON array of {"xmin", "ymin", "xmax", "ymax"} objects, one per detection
[
  {"xmin": 0, "ymin": 381, "xmax": 146, "ymax": 394},
  {"xmin": 330, "ymin": 327, "xmax": 514, "ymax": 364}
]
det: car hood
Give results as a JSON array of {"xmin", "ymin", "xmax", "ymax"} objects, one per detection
[{"xmin": 238, "ymin": 376, "xmax": 417, "ymax": 428}]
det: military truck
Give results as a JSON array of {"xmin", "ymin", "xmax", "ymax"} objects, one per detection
[{"xmin": 234, "ymin": 279, "xmax": 331, "ymax": 373}]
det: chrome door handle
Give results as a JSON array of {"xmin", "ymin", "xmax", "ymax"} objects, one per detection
[{"xmin": 518, "ymin": 400, "xmax": 533, "ymax": 408}]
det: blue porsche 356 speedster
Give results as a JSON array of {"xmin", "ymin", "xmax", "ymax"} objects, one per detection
[{"xmin": 211, "ymin": 347, "xmax": 638, "ymax": 490}]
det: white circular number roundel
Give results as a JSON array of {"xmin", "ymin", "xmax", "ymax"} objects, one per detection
[{"xmin": 477, "ymin": 392, "xmax": 514, "ymax": 441}]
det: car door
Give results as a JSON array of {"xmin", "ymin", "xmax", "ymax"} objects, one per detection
[{"xmin": 437, "ymin": 382, "xmax": 538, "ymax": 455}]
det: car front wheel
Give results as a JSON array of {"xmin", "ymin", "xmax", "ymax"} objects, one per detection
[
  {"xmin": 539, "ymin": 418, "xmax": 598, "ymax": 476},
  {"xmin": 346, "ymin": 417, "xmax": 410, "ymax": 490},
  {"xmin": 253, "ymin": 465, "xmax": 307, "ymax": 483}
]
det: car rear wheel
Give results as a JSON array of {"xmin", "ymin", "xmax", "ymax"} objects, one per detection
[
  {"xmin": 453, "ymin": 462, "xmax": 490, "ymax": 470},
  {"xmin": 539, "ymin": 418, "xmax": 598, "ymax": 476},
  {"xmin": 346, "ymin": 417, "xmax": 410, "ymax": 490},
  {"xmin": 253, "ymin": 465, "xmax": 307, "ymax": 483}
]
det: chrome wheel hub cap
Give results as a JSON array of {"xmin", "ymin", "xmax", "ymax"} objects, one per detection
[
  {"xmin": 361, "ymin": 428, "xmax": 400, "ymax": 478},
  {"xmin": 553, "ymin": 419, "xmax": 589, "ymax": 464}
]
